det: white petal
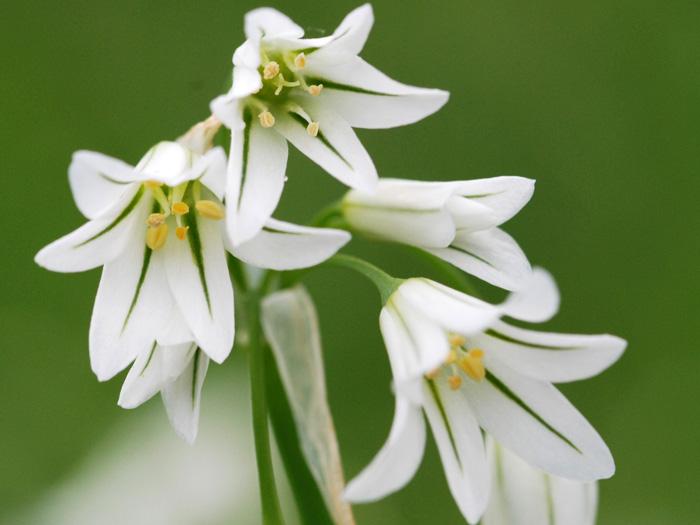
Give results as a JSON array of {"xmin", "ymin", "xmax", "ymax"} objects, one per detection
[
  {"xmin": 68, "ymin": 151, "xmax": 139, "ymax": 219},
  {"xmin": 304, "ymin": 56, "xmax": 449, "ymax": 129},
  {"xmin": 210, "ymin": 92, "xmax": 245, "ymax": 131},
  {"xmin": 162, "ymin": 342, "xmax": 198, "ymax": 378},
  {"xmin": 463, "ymin": 357, "xmax": 615, "ymax": 481},
  {"xmin": 398, "ymin": 279, "xmax": 500, "ymax": 336},
  {"xmin": 423, "ymin": 380, "xmax": 490, "ymax": 524},
  {"xmin": 233, "ymin": 39, "xmax": 262, "ymax": 69},
  {"xmin": 162, "ymin": 348, "xmax": 209, "ymax": 445},
  {"xmin": 35, "ymin": 186, "xmax": 147, "ymax": 273},
  {"xmin": 344, "ymin": 393, "xmax": 425, "ymax": 502},
  {"xmin": 276, "ymin": 99, "xmax": 377, "ymax": 193},
  {"xmin": 483, "ymin": 438, "xmax": 598, "ymax": 525},
  {"xmin": 381, "ymin": 301, "xmax": 450, "ymax": 385},
  {"xmin": 244, "ymin": 7, "xmax": 304, "ymax": 40},
  {"xmin": 170, "ymin": 147, "xmax": 227, "ymax": 199},
  {"xmin": 343, "ymin": 179, "xmax": 457, "ymax": 248},
  {"xmin": 452, "ymin": 176, "xmax": 535, "ymax": 228},
  {"xmin": 118, "ymin": 343, "xmax": 166, "ymax": 409},
  {"xmin": 230, "ymin": 218, "xmax": 350, "ymax": 270},
  {"xmin": 426, "ymin": 228, "xmax": 532, "ymax": 291},
  {"xmin": 473, "ymin": 319, "xmax": 626, "ymax": 383},
  {"xmin": 303, "ymin": 5, "xmax": 374, "ymax": 66},
  {"xmin": 225, "ymin": 107, "xmax": 289, "ymax": 245},
  {"xmin": 89, "ymin": 243, "xmax": 172, "ymax": 381},
  {"xmin": 232, "ymin": 66, "xmax": 263, "ymax": 99},
  {"xmin": 501, "ymin": 267, "xmax": 560, "ymax": 323},
  {"xmin": 164, "ymin": 213, "xmax": 234, "ymax": 363},
  {"xmin": 134, "ymin": 142, "xmax": 191, "ymax": 185}
]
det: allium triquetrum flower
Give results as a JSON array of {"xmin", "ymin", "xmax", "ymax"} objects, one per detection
[
  {"xmin": 343, "ymin": 176, "xmax": 535, "ymax": 290},
  {"xmin": 345, "ymin": 269, "xmax": 625, "ymax": 523},
  {"xmin": 35, "ymin": 139, "xmax": 234, "ymax": 381},
  {"xmin": 211, "ymin": 4, "xmax": 450, "ymax": 245}
]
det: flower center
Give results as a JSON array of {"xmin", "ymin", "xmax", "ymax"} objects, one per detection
[
  {"xmin": 426, "ymin": 334, "xmax": 486, "ymax": 389},
  {"xmin": 142, "ymin": 181, "xmax": 225, "ymax": 251},
  {"xmin": 249, "ymin": 47, "xmax": 324, "ymax": 137}
]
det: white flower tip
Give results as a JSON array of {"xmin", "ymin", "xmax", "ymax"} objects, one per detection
[{"xmin": 503, "ymin": 266, "xmax": 560, "ymax": 323}]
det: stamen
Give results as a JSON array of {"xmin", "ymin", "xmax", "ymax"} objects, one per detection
[
  {"xmin": 308, "ymin": 84, "xmax": 323, "ymax": 96},
  {"xmin": 144, "ymin": 180, "xmax": 163, "ymax": 190},
  {"xmin": 146, "ymin": 224, "xmax": 169, "ymax": 251},
  {"xmin": 172, "ymin": 202, "xmax": 189, "ymax": 215},
  {"xmin": 147, "ymin": 213, "xmax": 166, "ymax": 228},
  {"xmin": 195, "ymin": 200, "xmax": 225, "ymax": 220},
  {"xmin": 175, "ymin": 226, "xmax": 189, "ymax": 241},
  {"xmin": 445, "ymin": 350, "xmax": 457, "ymax": 365},
  {"xmin": 426, "ymin": 367, "xmax": 441, "ymax": 380},
  {"xmin": 307, "ymin": 122, "xmax": 319, "ymax": 137},
  {"xmin": 274, "ymin": 73, "xmax": 301, "ymax": 95},
  {"xmin": 449, "ymin": 334, "xmax": 466, "ymax": 348},
  {"xmin": 458, "ymin": 349, "xmax": 486, "ymax": 383},
  {"xmin": 294, "ymin": 53, "xmax": 307, "ymax": 69},
  {"xmin": 263, "ymin": 61, "xmax": 280, "ymax": 80},
  {"xmin": 448, "ymin": 375, "xmax": 463, "ymax": 390},
  {"xmin": 259, "ymin": 110, "xmax": 275, "ymax": 128}
]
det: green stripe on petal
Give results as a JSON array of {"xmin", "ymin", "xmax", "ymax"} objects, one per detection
[
  {"xmin": 122, "ymin": 243, "xmax": 153, "ymax": 333},
  {"xmin": 75, "ymin": 185, "xmax": 145, "ymax": 248},
  {"xmin": 447, "ymin": 245, "xmax": 497, "ymax": 269},
  {"xmin": 191, "ymin": 347, "xmax": 201, "ymax": 409},
  {"xmin": 485, "ymin": 370, "xmax": 582, "ymax": 454},
  {"xmin": 99, "ymin": 172, "xmax": 132, "ymax": 185},
  {"xmin": 484, "ymin": 329, "xmax": 583, "ymax": 351},
  {"xmin": 287, "ymin": 112, "xmax": 352, "ymax": 168},
  {"xmin": 139, "ymin": 341, "xmax": 158, "ymax": 376},
  {"xmin": 305, "ymin": 77, "xmax": 398, "ymax": 97},
  {"xmin": 427, "ymin": 379, "xmax": 462, "ymax": 470},
  {"xmin": 182, "ymin": 211, "xmax": 212, "ymax": 316},
  {"xmin": 239, "ymin": 106, "xmax": 254, "ymax": 208}
]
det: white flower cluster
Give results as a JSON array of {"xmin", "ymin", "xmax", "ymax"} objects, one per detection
[{"xmin": 35, "ymin": 5, "xmax": 625, "ymax": 523}]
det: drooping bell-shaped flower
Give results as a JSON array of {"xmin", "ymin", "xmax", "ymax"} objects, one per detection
[{"xmin": 211, "ymin": 4, "xmax": 449, "ymax": 245}]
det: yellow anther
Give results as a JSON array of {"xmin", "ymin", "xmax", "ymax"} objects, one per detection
[
  {"xmin": 172, "ymin": 202, "xmax": 189, "ymax": 215},
  {"xmin": 294, "ymin": 53, "xmax": 307, "ymax": 69},
  {"xmin": 308, "ymin": 84, "xmax": 323, "ymax": 96},
  {"xmin": 449, "ymin": 334, "xmax": 466, "ymax": 348},
  {"xmin": 144, "ymin": 180, "xmax": 163, "ymax": 190},
  {"xmin": 448, "ymin": 375, "xmax": 463, "ymax": 390},
  {"xmin": 175, "ymin": 226, "xmax": 189, "ymax": 241},
  {"xmin": 445, "ymin": 350, "xmax": 458, "ymax": 365},
  {"xmin": 426, "ymin": 367, "xmax": 441, "ymax": 380},
  {"xmin": 263, "ymin": 61, "xmax": 280, "ymax": 80},
  {"xmin": 458, "ymin": 351, "xmax": 486, "ymax": 383},
  {"xmin": 195, "ymin": 200, "xmax": 225, "ymax": 220},
  {"xmin": 146, "ymin": 213, "xmax": 166, "ymax": 229},
  {"xmin": 307, "ymin": 122, "xmax": 319, "ymax": 137},
  {"xmin": 259, "ymin": 110, "xmax": 275, "ymax": 128},
  {"xmin": 146, "ymin": 224, "xmax": 169, "ymax": 251}
]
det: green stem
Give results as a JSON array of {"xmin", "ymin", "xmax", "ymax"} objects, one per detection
[
  {"xmin": 309, "ymin": 199, "xmax": 348, "ymax": 229},
  {"xmin": 404, "ymin": 246, "xmax": 481, "ymax": 297},
  {"xmin": 247, "ymin": 289, "xmax": 286, "ymax": 525},
  {"xmin": 324, "ymin": 254, "xmax": 402, "ymax": 305}
]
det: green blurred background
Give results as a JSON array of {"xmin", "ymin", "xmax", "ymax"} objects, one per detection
[{"xmin": 2, "ymin": 0, "xmax": 698, "ymax": 523}]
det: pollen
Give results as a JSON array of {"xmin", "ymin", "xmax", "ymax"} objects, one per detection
[
  {"xmin": 458, "ymin": 349, "xmax": 486, "ymax": 383},
  {"xmin": 449, "ymin": 334, "xmax": 466, "ymax": 348},
  {"xmin": 448, "ymin": 375, "xmax": 463, "ymax": 390},
  {"xmin": 307, "ymin": 122, "xmax": 319, "ymax": 137},
  {"xmin": 445, "ymin": 350, "xmax": 458, "ymax": 365},
  {"xmin": 144, "ymin": 180, "xmax": 163, "ymax": 190},
  {"xmin": 294, "ymin": 53, "xmax": 307, "ymax": 69},
  {"xmin": 308, "ymin": 84, "xmax": 323, "ymax": 96},
  {"xmin": 259, "ymin": 110, "xmax": 275, "ymax": 128},
  {"xmin": 172, "ymin": 202, "xmax": 189, "ymax": 215},
  {"xmin": 426, "ymin": 367, "xmax": 441, "ymax": 380},
  {"xmin": 146, "ymin": 224, "xmax": 169, "ymax": 251},
  {"xmin": 195, "ymin": 200, "xmax": 225, "ymax": 220},
  {"xmin": 263, "ymin": 61, "xmax": 280, "ymax": 80},
  {"xmin": 175, "ymin": 226, "xmax": 189, "ymax": 241},
  {"xmin": 146, "ymin": 213, "xmax": 166, "ymax": 228}
]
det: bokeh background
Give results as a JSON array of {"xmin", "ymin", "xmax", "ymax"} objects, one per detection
[{"xmin": 2, "ymin": 0, "xmax": 698, "ymax": 523}]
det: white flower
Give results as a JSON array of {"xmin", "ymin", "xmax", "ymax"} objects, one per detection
[
  {"xmin": 343, "ymin": 176, "xmax": 535, "ymax": 290},
  {"xmin": 344, "ymin": 269, "xmax": 625, "ymax": 524},
  {"xmin": 35, "ymin": 141, "xmax": 234, "ymax": 381},
  {"xmin": 482, "ymin": 437, "xmax": 598, "ymax": 525},
  {"xmin": 210, "ymin": 4, "xmax": 449, "ymax": 245},
  {"xmin": 118, "ymin": 341, "xmax": 209, "ymax": 445}
]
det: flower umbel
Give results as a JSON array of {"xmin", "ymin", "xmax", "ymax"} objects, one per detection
[{"xmin": 211, "ymin": 4, "xmax": 450, "ymax": 245}]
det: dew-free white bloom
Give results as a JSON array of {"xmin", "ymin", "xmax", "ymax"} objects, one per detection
[
  {"xmin": 482, "ymin": 437, "xmax": 598, "ymax": 525},
  {"xmin": 211, "ymin": 4, "xmax": 449, "ymax": 245},
  {"xmin": 345, "ymin": 269, "xmax": 625, "ymax": 523},
  {"xmin": 35, "ymin": 141, "xmax": 234, "ymax": 381},
  {"xmin": 119, "ymin": 341, "xmax": 208, "ymax": 445},
  {"xmin": 343, "ymin": 176, "xmax": 534, "ymax": 290}
]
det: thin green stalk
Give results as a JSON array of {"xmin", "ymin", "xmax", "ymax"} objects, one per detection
[
  {"xmin": 324, "ymin": 254, "xmax": 402, "ymax": 305},
  {"xmin": 247, "ymin": 289, "xmax": 286, "ymax": 525}
]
